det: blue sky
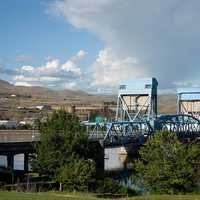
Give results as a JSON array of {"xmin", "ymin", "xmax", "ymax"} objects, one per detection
[
  {"xmin": 0, "ymin": 0, "xmax": 102, "ymax": 65},
  {"xmin": 1, "ymin": 0, "xmax": 200, "ymax": 92},
  {"xmin": 0, "ymin": 0, "xmax": 103, "ymax": 91}
]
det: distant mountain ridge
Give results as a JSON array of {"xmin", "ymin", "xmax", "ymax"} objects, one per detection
[
  {"xmin": 0, "ymin": 79, "xmax": 177, "ymax": 114},
  {"xmin": 0, "ymin": 79, "xmax": 85, "ymax": 96},
  {"xmin": 0, "ymin": 79, "xmax": 116, "ymax": 105}
]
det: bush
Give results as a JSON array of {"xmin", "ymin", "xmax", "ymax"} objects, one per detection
[
  {"xmin": 59, "ymin": 157, "xmax": 96, "ymax": 192},
  {"xmin": 96, "ymin": 177, "xmax": 137, "ymax": 195}
]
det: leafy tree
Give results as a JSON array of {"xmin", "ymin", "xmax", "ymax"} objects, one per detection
[
  {"xmin": 134, "ymin": 131, "xmax": 200, "ymax": 194},
  {"xmin": 58, "ymin": 156, "xmax": 96, "ymax": 191},
  {"xmin": 32, "ymin": 110, "xmax": 93, "ymax": 187}
]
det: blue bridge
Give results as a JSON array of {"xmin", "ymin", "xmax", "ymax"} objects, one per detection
[
  {"xmin": 1, "ymin": 77, "xmax": 200, "ymax": 173},
  {"xmin": 85, "ymin": 78, "xmax": 200, "ymax": 147}
]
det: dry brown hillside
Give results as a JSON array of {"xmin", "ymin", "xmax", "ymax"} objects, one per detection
[
  {"xmin": 158, "ymin": 93, "xmax": 177, "ymax": 114},
  {"xmin": 0, "ymin": 79, "xmax": 116, "ymax": 105},
  {"xmin": 0, "ymin": 79, "xmax": 116, "ymax": 120},
  {"xmin": 0, "ymin": 79, "xmax": 177, "ymax": 120}
]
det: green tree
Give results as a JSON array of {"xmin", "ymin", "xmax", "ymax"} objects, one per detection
[
  {"xmin": 32, "ymin": 110, "xmax": 94, "ymax": 190},
  {"xmin": 134, "ymin": 131, "xmax": 200, "ymax": 194},
  {"xmin": 59, "ymin": 156, "xmax": 96, "ymax": 191}
]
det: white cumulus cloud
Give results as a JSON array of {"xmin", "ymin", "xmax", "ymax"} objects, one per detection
[
  {"xmin": 92, "ymin": 48, "xmax": 143, "ymax": 87},
  {"xmin": 71, "ymin": 50, "xmax": 88, "ymax": 61},
  {"xmin": 13, "ymin": 50, "xmax": 87, "ymax": 90},
  {"xmin": 62, "ymin": 60, "xmax": 81, "ymax": 75},
  {"xmin": 49, "ymin": 0, "xmax": 200, "ymax": 89},
  {"xmin": 21, "ymin": 65, "xmax": 34, "ymax": 72}
]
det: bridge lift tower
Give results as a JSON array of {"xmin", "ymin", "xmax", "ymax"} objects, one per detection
[
  {"xmin": 116, "ymin": 77, "xmax": 158, "ymax": 122},
  {"xmin": 105, "ymin": 78, "xmax": 158, "ymax": 171},
  {"xmin": 177, "ymin": 88, "xmax": 200, "ymax": 119},
  {"xmin": 102, "ymin": 77, "xmax": 158, "ymax": 145},
  {"xmin": 87, "ymin": 78, "xmax": 159, "ymax": 170},
  {"xmin": 87, "ymin": 77, "xmax": 158, "ymax": 146}
]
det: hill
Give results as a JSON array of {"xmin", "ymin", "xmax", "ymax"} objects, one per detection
[
  {"xmin": 0, "ymin": 79, "xmax": 116, "ymax": 105},
  {"xmin": 0, "ymin": 79, "xmax": 177, "ymax": 120},
  {"xmin": 0, "ymin": 79, "xmax": 116, "ymax": 120},
  {"xmin": 158, "ymin": 93, "xmax": 177, "ymax": 114}
]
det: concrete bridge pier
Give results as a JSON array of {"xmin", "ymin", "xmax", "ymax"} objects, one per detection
[
  {"xmin": 6, "ymin": 153, "xmax": 14, "ymax": 183},
  {"xmin": 7, "ymin": 153, "xmax": 14, "ymax": 171},
  {"xmin": 24, "ymin": 153, "xmax": 29, "ymax": 172},
  {"xmin": 0, "ymin": 152, "xmax": 30, "ymax": 184}
]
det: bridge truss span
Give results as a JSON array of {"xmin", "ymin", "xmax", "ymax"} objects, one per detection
[
  {"xmin": 87, "ymin": 120, "xmax": 153, "ymax": 146},
  {"xmin": 156, "ymin": 114, "xmax": 200, "ymax": 138}
]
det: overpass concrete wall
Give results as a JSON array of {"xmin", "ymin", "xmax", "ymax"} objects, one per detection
[{"xmin": 0, "ymin": 130, "xmax": 40, "ymax": 143}]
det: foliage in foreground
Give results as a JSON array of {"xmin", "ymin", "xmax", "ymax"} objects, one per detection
[
  {"xmin": 96, "ymin": 177, "xmax": 137, "ymax": 195},
  {"xmin": 32, "ymin": 110, "xmax": 96, "ymax": 191},
  {"xmin": 134, "ymin": 131, "xmax": 200, "ymax": 194},
  {"xmin": 59, "ymin": 156, "xmax": 96, "ymax": 191},
  {"xmin": 31, "ymin": 110, "xmax": 136, "ymax": 194}
]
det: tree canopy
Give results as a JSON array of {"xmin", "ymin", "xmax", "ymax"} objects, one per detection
[
  {"xmin": 134, "ymin": 131, "xmax": 200, "ymax": 194},
  {"xmin": 32, "ymin": 110, "xmax": 95, "ymax": 190}
]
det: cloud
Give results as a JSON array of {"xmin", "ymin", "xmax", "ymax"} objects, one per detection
[
  {"xmin": 13, "ymin": 50, "xmax": 87, "ymax": 90},
  {"xmin": 49, "ymin": 0, "xmax": 200, "ymax": 89},
  {"xmin": 14, "ymin": 75, "xmax": 61, "ymax": 82},
  {"xmin": 174, "ymin": 80, "xmax": 200, "ymax": 88},
  {"xmin": 15, "ymin": 82, "xmax": 32, "ymax": 87},
  {"xmin": 21, "ymin": 65, "xmax": 34, "ymax": 72},
  {"xmin": 20, "ymin": 59, "xmax": 60, "ymax": 75},
  {"xmin": 71, "ymin": 50, "xmax": 88, "ymax": 62},
  {"xmin": 62, "ymin": 60, "xmax": 81, "ymax": 75},
  {"xmin": 91, "ymin": 48, "xmax": 143, "ymax": 87},
  {"xmin": 20, "ymin": 51, "xmax": 85, "ymax": 77},
  {"xmin": 64, "ymin": 81, "xmax": 77, "ymax": 90}
]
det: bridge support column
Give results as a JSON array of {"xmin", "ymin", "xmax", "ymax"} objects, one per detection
[
  {"xmin": 24, "ymin": 153, "xmax": 29, "ymax": 172},
  {"xmin": 7, "ymin": 153, "xmax": 14, "ymax": 170},
  {"xmin": 7, "ymin": 153, "xmax": 14, "ymax": 184}
]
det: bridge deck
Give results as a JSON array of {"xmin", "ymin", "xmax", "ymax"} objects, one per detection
[{"xmin": 0, "ymin": 130, "xmax": 40, "ymax": 143}]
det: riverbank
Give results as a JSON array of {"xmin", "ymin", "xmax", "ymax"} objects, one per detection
[{"xmin": 1, "ymin": 191, "xmax": 200, "ymax": 200}]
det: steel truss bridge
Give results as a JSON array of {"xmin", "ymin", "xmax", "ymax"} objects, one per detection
[
  {"xmin": 86, "ymin": 116, "xmax": 200, "ymax": 146},
  {"xmin": 86, "ymin": 120, "xmax": 152, "ymax": 145},
  {"xmin": 85, "ymin": 78, "xmax": 200, "ymax": 146},
  {"xmin": 85, "ymin": 78, "xmax": 158, "ymax": 146}
]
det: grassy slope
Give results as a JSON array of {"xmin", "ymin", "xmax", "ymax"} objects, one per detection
[
  {"xmin": 1, "ymin": 192, "xmax": 200, "ymax": 200},
  {"xmin": 0, "ymin": 192, "xmax": 97, "ymax": 200}
]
